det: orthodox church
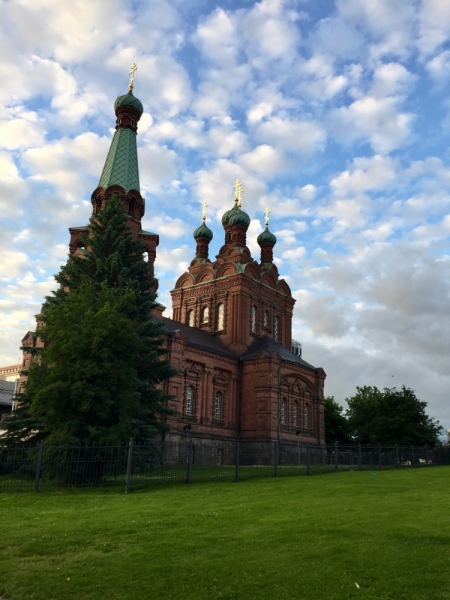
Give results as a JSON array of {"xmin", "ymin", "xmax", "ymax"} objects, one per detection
[{"xmin": 20, "ymin": 76, "xmax": 326, "ymax": 445}]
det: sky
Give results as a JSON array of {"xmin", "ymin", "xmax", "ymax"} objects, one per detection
[{"xmin": 0, "ymin": 0, "xmax": 449, "ymax": 433}]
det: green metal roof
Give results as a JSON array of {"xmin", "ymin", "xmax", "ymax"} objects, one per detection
[
  {"xmin": 114, "ymin": 92, "xmax": 144, "ymax": 116},
  {"xmin": 98, "ymin": 128, "xmax": 140, "ymax": 192}
]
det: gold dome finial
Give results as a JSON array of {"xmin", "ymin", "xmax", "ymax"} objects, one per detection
[
  {"xmin": 264, "ymin": 206, "xmax": 271, "ymax": 227},
  {"xmin": 233, "ymin": 179, "xmax": 243, "ymax": 208},
  {"xmin": 201, "ymin": 200, "xmax": 208, "ymax": 223},
  {"xmin": 129, "ymin": 63, "xmax": 138, "ymax": 91}
]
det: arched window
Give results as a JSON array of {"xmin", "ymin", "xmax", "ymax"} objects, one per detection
[
  {"xmin": 227, "ymin": 232, "xmax": 232, "ymax": 242},
  {"xmin": 263, "ymin": 311, "xmax": 269, "ymax": 328},
  {"xmin": 188, "ymin": 310, "xmax": 195, "ymax": 327},
  {"xmin": 185, "ymin": 386, "xmax": 194, "ymax": 416},
  {"xmin": 216, "ymin": 304, "xmax": 224, "ymax": 331},
  {"xmin": 251, "ymin": 306, "xmax": 257, "ymax": 333},
  {"xmin": 274, "ymin": 316, "xmax": 280, "ymax": 341},
  {"xmin": 201, "ymin": 306, "xmax": 209, "ymax": 324},
  {"xmin": 304, "ymin": 404, "xmax": 310, "ymax": 429},
  {"xmin": 293, "ymin": 402, "xmax": 298, "ymax": 427},
  {"xmin": 214, "ymin": 391, "xmax": 222, "ymax": 420},
  {"xmin": 281, "ymin": 398, "xmax": 287, "ymax": 425}
]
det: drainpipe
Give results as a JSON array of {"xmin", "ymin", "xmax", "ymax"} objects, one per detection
[
  {"xmin": 237, "ymin": 358, "xmax": 243, "ymax": 440},
  {"xmin": 162, "ymin": 329, "xmax": 178, "ymax": 443},
  {"xmin": 277, "ymin": 359, "xmax": 285, "ymax": 444}
]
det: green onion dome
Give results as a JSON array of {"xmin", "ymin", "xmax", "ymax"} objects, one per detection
[
  {"xmin": 114, "ymin": 90, "xmax": 144, "ymax": 117},
  {"xmin": 257, "ymin": 226, "xmax": 277, "ymax": 246},
  {"xmin": 228, "ymin": 209, "xmax": 251, "ymax": 228},
  {"xmin": 193, "ymin": 222, "xmax": 213, "ymax": 241},
  {"xmin": 221, "ymin": 203, "xmax": 240, "ymax": 226}
]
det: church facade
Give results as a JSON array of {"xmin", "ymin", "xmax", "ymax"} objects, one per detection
[{"xmin": 19, "ymin": 83, "xmax": 326, "ymax": 445}]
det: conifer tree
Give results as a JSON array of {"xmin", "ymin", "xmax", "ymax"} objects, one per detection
[{"xmin": 5, "ymin": 194, "xmax": 176, "ymax": 445}]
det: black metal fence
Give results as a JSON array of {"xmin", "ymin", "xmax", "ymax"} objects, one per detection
[{"xmin": 0, "ymin": 439, "xmax": 449, "ymax": 492}]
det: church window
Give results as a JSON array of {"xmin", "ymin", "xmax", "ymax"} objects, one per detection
[
  {"xmin": 216, "ymin": 304, "xmax": 224, "ymax": 331},
  {"xmin": 185, "ymin": 386, "xmax": 194, "ymax": 416},
  {"xmin": 263, "ymin": 311, "xmax": 269, "ymax": 328},
  {"xmin": 214, "ymin": 391, "xmax": 222, "ymax": 420},
  {"xmin": 188, "ymin": 310, "xmax": 195, "ymax": 327},
  {"xmin": 227, "ymin": 232, "xmax": 232, "ymax": 242},
  {"xmin": 201, "ymin": 306, "xmax": 209, "ymax": 324},
  {"xmin": 281, "ymin": 399, "xmax": 287, "ymax": 425},
  {"xmin": 293, "ymin": 402, "xmax": 298, "ymax": 427},
  {"xmin": 304, "ymin": 404, "xmax": 310, "ymax": 429},
  {"xmin": 131, "ymin": 119, "xmax": 135, "ymax": 127},
  {"xmin": 274, "ymin": 316, "xmax": 280, "ymax": 341},
  {"xmin": 251, "ymin": 306, "xmax": 257, "ymax": 333}
]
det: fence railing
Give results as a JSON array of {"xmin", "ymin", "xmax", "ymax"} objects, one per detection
[{"xmin": 0, "ymin": 439, "xmax": 448, "ymax": 492}]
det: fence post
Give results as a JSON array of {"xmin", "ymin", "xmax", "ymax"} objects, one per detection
[
  {"xmin": 274, "ymin": 442, "xmax": 279, "ymax": 477},
  {"xmin": 378, "ymin": 443, "xmax": 382, "ymax": 471},
  {"xmin": 125, "ymin": 438, "xmax": 134, "ymax": 493},
  {"xmin": 395, "ymin": 445, "xmax": 399, "ymax": 468},
  {"xmin": 411, "ymin": 445, "xmax": 415, "ymax": 467},
  {"xmin": 438, "ymin": 445, "xmax": 442, "ymax": 466},
  {"xmin": 186, "ymin": 439, "xmax": 193, "ymax": 483},
  {"xmin": 425, "ymin": 445, "xmax": 429, "ymax": 466},
  {"xmin": 235, "ymin": 439, "xmax": 240, "ymax": 483},
  {"xmin": 334, "ymin": 441, "xmax": 338, "ymax": 472},
  {"xmin": 358, "ymin": 443, "xmax": 362, "ymax": 471},
  {"xmin": 34, "ymin": 442, "xmax": 44, "ymax": 493},
  {"xmin": 306, "ymin": 443, "xmax": 311, "ymax": 476}
]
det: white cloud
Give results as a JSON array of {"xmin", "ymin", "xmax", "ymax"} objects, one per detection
[
  {"xmin": 240, "ymin": 144, "xmax": 286, "ymax": 177},
  {"xmin": 330, "ymin": 96, "xmax": 414, "ymax": 153},
  {"xmin": 254, "ymin": 116, "xmax": 326, "ymax": 156}
]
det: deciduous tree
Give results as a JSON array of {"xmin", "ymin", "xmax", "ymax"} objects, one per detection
[{"xmin": 345, "ymin": 385, "xmax": 442, "ymax": 446}]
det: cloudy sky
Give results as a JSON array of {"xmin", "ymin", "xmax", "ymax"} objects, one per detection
[{"xmin": 1, "ymin": 0, "xmax": 449, "ymax": 432}]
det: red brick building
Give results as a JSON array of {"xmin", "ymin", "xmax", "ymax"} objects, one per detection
[{"xmin": 18, "ymin": 84, "xmax": 326, "ymax": 445}]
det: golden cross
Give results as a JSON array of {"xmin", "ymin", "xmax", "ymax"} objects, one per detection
[
  {"xmin": 129, "ymin": 63, "xmax": 138, "ymax": 90},
  {"xmin": 264, "ymin": 206, "xmax": 271, "ymax": 226},
  {"xmin": 233, "ymin": 179, "xmax": 243, "ymax": 207},
  {"xmin": 201, "ymin": 201, "xmax": 208, "ymax": 222}
]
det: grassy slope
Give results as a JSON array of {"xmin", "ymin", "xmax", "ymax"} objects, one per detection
[{"xmin": 0, "ymin": 468, "xmax": 449, "ymax": 600}]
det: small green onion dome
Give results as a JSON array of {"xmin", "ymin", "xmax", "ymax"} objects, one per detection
[
  {"xmin": 221, "ymin": 203, "xmax": 240, "ymax": 226},
  {"xmin": 257, "ymin": 226, "xmax": 277, "ymax": 246},
  {"xmin": 114, "ymin": 90, "xmax": 144, "ymax": 117},
  {"xmin": 228, "ymin": 209, "xmax": 251, "ymax": 228},
  {"xmin": 193, "ymin": 222, "xmax": 213, "ymax": 241}
]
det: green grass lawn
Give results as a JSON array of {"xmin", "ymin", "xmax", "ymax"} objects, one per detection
[{"xmin": 1, "ymin": 468, "xmax": 449, "ymax": 600}]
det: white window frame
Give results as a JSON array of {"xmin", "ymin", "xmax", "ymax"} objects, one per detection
[
  {"xmin": 214, "ymin": 391, "xmax": 222, "ymax": 420},
  {"xmin": 185, "ymin": 386, "xmax": 194, "ymax": 416},
  {"xmin": 217, "ymin": 304, "xmax": 224, "ymax": 331}
]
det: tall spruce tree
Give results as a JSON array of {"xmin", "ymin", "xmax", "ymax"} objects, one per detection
[{"xmin": 6, "ymin": 194, "xmax": 176, "ymax": 445}]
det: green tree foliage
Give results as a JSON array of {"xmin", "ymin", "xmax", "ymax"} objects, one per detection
[
  {"xmin": 324, "ymin": 396, "xmax": 352, "ymax": 443},
  {"xmin": 6, "ymin": 194, "xmax": 176, "ymax": 445},
  {"xmin": 345, "ymin": 385, "xmax": 442, "ymax": 446}
]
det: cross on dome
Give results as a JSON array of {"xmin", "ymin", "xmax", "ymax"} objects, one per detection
[
  {"xmin": 201, "ymin": 201, "xmax": 208, "ymax": 222},
  {"xmin": 129, "ymin": 63, "xmax": 138, "ymax": 90},
  {"xmin": 264, "ymin": 206, "xmax": 271, "ymax": 226},
  {"xmin": 233, "ymin": 179, "xmax": 243, "ymax": 208}
]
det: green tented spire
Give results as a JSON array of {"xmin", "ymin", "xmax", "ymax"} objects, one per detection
[
  {"xmin": 98, "ymin": 128, "xmax": 140, "ymax": 192},
  {"xmin": 98, "ymin": 89, "xmax": 143, "ymax": 193}
]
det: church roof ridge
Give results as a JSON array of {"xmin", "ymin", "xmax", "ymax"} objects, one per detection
[
  {"xmin": 158, "ymin": 317, "xmax": 237, "ymax": 359},
  {"xmin": 240, "ymin": 335, "xmax": 318, "ymax": 371}
]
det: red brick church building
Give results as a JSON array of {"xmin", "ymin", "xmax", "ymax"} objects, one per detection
[{"xmin": 19, "ymin": 83, "xmax": 326, "ymax": 445}]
